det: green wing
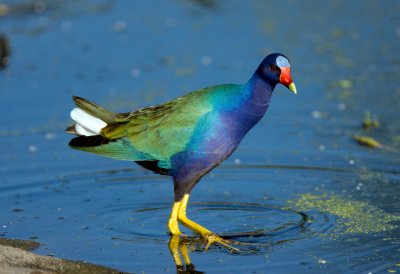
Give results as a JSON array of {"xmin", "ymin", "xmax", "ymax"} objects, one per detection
[{"xmin": 72, "ymin": 89, "xmax": 213, "ymax": 169}]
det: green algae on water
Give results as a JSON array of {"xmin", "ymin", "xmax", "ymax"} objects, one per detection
[{"xmin": 288, "ymin": 194, "xmax": 400, "ymax": 235}]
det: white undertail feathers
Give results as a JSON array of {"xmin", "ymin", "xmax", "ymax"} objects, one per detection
[{"xmin": 70, "ymin": 108, "xmax": 107, "ymax": 136}]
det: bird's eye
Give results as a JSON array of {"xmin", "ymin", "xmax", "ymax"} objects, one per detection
[{"xmin": 270, "ymin": 65, "xmax": 280, "ymax": 73}]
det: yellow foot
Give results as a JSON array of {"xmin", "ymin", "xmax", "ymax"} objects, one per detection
[
  {"xmin": 203, "ymin": 233, "xmax": 240, "ymax": 252},
  {"xmin": 173, "ymin": 194, "xmax": 241, "ymax": 252}
]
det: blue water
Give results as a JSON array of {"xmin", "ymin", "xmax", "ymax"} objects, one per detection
[{"xmin": 1, "ymin": 1, "xmax": 400, "ymax": 273}]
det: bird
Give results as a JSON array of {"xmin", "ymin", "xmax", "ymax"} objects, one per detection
[{"xmin": 66, "ymin": 53, "xmax": 297, "ymax": 249}]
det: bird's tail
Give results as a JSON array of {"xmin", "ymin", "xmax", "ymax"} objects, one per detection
[
  {"xmin": 66, "ymin": 96, "xmax": 149, "ymax": 162},
  {"xmin": 66, "ymin": 96, "xmax": 116, "ymax": 136}
]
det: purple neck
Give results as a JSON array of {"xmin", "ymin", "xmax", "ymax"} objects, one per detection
[
  {"xmin": 242, "ymin": 73, "xmax": 275, "ymax": 117},
  {"xmin": 220, "ymin": 73, "xmax": 275, "ymax": 143}
]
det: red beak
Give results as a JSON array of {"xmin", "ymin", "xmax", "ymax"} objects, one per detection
[
  {"xmin": 279, "ymin": 67, "xmax": 297, "ymax": 94},
  {"xmin": 279, "ymin": 67, "xmax": 292, "ymax": 86}
]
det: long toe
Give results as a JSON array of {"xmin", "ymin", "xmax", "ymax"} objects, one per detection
[{"xmin": 204, "ymin": 234, "xmax": 241, "ymax": 253}]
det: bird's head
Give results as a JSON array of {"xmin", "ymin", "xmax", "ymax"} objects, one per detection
[{"xmin": 256, "ymin": 53, "xmax": 297, "ymax": 94}]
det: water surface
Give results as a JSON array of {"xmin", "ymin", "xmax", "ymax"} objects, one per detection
[{"xmin": 1, "ymin": 1, "xmax": 400, "ymax": 273}]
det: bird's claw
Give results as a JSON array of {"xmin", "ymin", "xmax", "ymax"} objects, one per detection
[{"xmin": 204, "ymin": 233, "xmax": 241, "ymax": 253}]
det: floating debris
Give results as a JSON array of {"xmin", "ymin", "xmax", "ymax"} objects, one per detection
[
  {"xmin": 352, "ymin": 135, "xmax": 383, "ymax": 148},
  {"xmin": 362, "ymin": 111, "xmax": 380, "ymax": 130}
]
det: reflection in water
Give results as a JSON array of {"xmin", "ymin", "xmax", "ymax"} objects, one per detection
[
  {"xmin": 3, "ymin": 159, "xmax": 399, "ymax": 272},
  {"xmin": 109, "ymin": 200, "xmax": 310, "ymax": 272},
  {"xmin": 112, "ymin": 201, "xmax": 311, "ymax": 248},
  {"xmin": 167, "ymin": 204, "xmax": 309, "ymax": 273},
  {"xmin": 5, "ymin": 159, "xmax": 398, "ymax": 272},
  {"xmin": 169, "ymin": 235, "xmax": 204, "ymax": 274},
  {"xmin": 140, "ymin": 201, "xmax": 311, "ymax": 273}
]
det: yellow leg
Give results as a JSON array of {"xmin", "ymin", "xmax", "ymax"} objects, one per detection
[
  {"xmin": 177, "ymin": 194, "xmax": 239, "ymax": 251},
  {"xmin": 168, "ymin": 201, "xmax": 181, "ymax": 236}
]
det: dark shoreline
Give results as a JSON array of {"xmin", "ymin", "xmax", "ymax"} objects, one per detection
[{"xmin": 0, "ymin": 237, "xmax": 126, "ymax": 274}]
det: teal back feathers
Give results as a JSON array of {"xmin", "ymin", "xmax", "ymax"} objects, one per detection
[{"xmin": 68, "ymin": 86, "xmax": 221, "ymax": 169}]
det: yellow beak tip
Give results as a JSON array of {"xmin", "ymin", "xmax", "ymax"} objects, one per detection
[{"xmin": 288, "ymin": 82, "xmax": 297, "ymax": 94}]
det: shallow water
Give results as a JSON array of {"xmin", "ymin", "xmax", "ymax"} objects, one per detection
[{"xmin": 1, "ymin": 0, "xmax": 400, "ymax": 273}]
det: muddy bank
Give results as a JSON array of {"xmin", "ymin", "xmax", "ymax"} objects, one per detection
[{"xmin": 0, "ymin": 238, "xmax": 125, "ymax": 274}]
